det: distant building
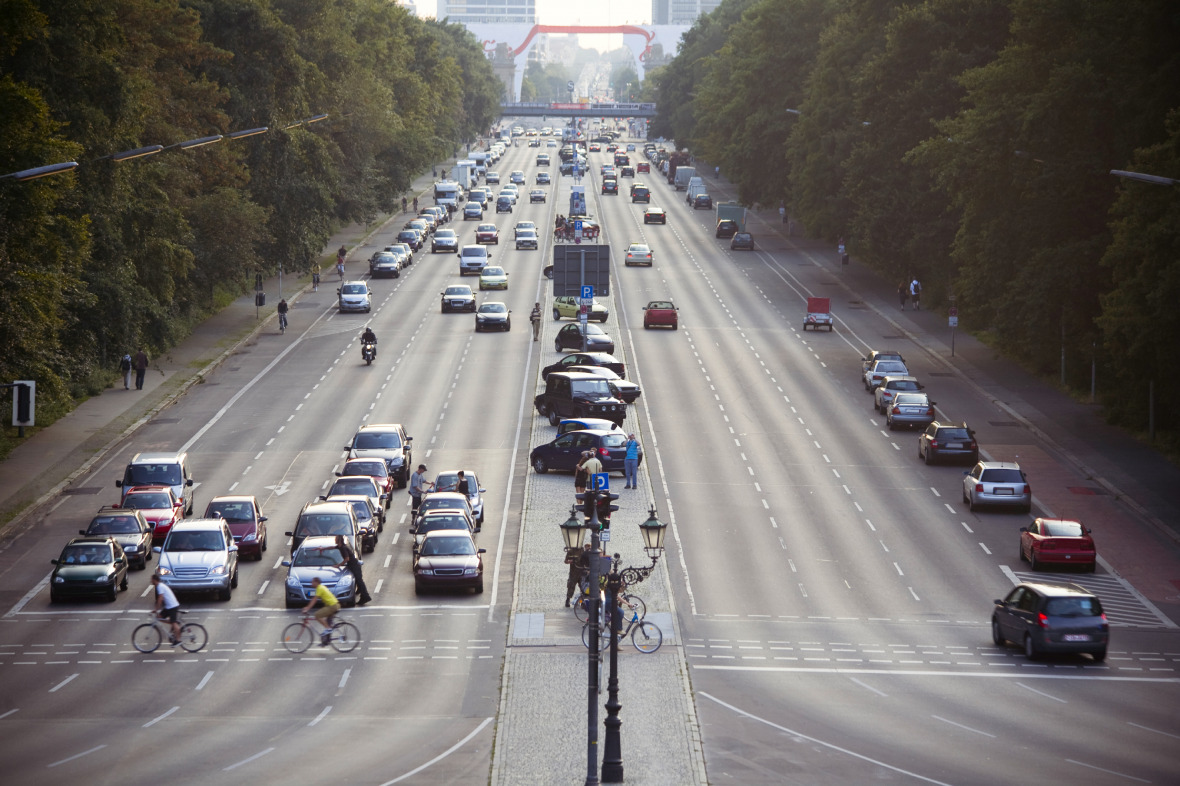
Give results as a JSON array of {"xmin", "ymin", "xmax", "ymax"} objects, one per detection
[
  {"xmin": 652, "ymin": 0, "xmax": 722, "ymax": 25},
  {"xmin": 439, "ymin": 0, "xmax": 536, "ymax": 24}
]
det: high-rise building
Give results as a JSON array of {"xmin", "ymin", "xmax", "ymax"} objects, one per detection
[
  {"xmin": 652, "ymin": 0, "xmax": 722, "ymax": 25},
  {"xmin": 438, "ymin": 0, "xmax": 536, "ymax": 24}
]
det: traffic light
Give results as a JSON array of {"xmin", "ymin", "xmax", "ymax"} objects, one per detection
[
  {"xmin": 577, "ymin": 490, "xmax": 597, "ymax": 521},
  {"xmin": 597, "ymin": 491, "xmax": 619, "ymax": 528},
  {"xmin": 16, "ymin": 383, "xmax": 31, "ymax": 423}
]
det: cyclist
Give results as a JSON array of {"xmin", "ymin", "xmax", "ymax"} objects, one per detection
[
  {"xmin": 277, "ymin": 298, "xmax": 289, "ymax": 332},
  {"xmin": 301, "ymin": 576, "xmax": 340, "ymax": 647},
  {"xmin": 312, "ymin": 271, "xmax": 320, "ymax": 292},
  {"xmin": 150, "ymin": 574, "xmax": 183, "ymax": 645},
  {"xmin": 412, "ymin": 196, "xmax": 419, "ymax": 211}
]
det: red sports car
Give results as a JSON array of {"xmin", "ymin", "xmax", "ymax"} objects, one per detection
[
  {"xmin": 1020, "ymin": 518, "xmax": 1096, "ymax": 572},
  {"xmin": 642, "ymin": 300, "xmax": 678, "ymax": 330}
]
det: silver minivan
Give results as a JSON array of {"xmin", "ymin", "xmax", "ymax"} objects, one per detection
[{"xmin": 117, "ymin": 451, "xmax": 194, "ymax": 514}]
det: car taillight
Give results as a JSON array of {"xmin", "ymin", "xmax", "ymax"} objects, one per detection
[
  {"xmin": 1022, "ymin": 485, "xmax": 1031, "ymax": 493},
  {"xmin": 974, "ymin": 483, "xmax": 984, "ymax": 493},
  {"xmin": 929, "ymin": 440, "xmax": 939, "ymax": 448},
  {"xmin": 1037, "ymin": 612, "xmax": 1049, "ymax": 629},
  {"xmin": 926, "ymin": 407, "xmax": 934, "ymax": 416},
  {"xmin": 891, "ymin": 406, "xmax": 900, "ymax": 414},
  {"xmin": 598, "ymin": 448, "xmax": 609, "ymax": 458}
]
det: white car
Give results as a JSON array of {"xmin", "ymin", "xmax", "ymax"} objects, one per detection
[
  {"xmin": 863, "ymin": 359, "xmax": 910, "ymax": 392},
  {"xmin": 514, "ymin": 220, "xmax": 537, "ymax": 239}
]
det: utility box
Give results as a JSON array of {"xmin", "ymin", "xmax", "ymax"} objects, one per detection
[
  {"xmin": 552, "ymin": 245, "xmax": 610, "ymax": 297},
  {"xmin": 255, "ymin": 292, "xmax": 266, "ymax": 307}
]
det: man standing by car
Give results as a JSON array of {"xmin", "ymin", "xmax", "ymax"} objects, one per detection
[
  {"xmin": 623, "ymin": 433, "xmax": 640, "ymax": 489},
  {"xmin": 530, "ymin": 302, "xmax": 542, "ymax": 341},
  {"xmin": 409, "ymin": 464, "xmax": 433, "ymax": 515},
  {"xmin": 334, "ymin": 535, "xmax": 372, "ymax": 606}
]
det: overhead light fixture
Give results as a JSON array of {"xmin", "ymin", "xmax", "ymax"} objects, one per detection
[
  {"xmin": 228, "ymin": 127, "xmax": 268, "ymax": 140},
  {"xmin": 110, "ymin": 145, "xmax": 163, "ymax": 162},
  {"xmin": 2, "ymin": 162, "xmax": 79, "ymax": 181}
]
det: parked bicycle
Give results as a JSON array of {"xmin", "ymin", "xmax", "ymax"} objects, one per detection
[
  {"xmin": 582, "ymin": 604, "xmax": 662, "ymax": 654},
  {"xmin": 573, "ymin": 589, "xmax": 645, "ymax": 624},
  {"xmin": 133, "ymin": 611, "xmax": 207, "ymax": 653},
  {"xmin": 282, "ymin": 614, "xmax": 361, "ymax": 654}
]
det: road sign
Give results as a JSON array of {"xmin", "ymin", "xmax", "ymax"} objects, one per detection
[
  {"xmin": 949, "ymin": 316, "xmax": 959, "ymax": 328},
  {"xmin": 592, "ymin": 472, "xmax": 609, "ymax": 491},
  {"xmin": 600, "ymin": 530, "xmax": 611, "ymax": 542},
  {"xmin": 567, "ymin": 80, "xmax": 575, "ymax": 92},
  {"xmin": 581, "ymin": 285, "xmax": 594, "ymax": 299},
  {"xmin": 948, "ymin": 306, "xmax": 959, "ymax": 317}
]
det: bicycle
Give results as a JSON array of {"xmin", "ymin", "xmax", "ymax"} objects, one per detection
[
  {"xmin": 336, "ymin": 261, "xmax": 345, "ymax": 281},
  {"xmin": 132, "ymin": 611, "xmax": 207, "ymax": 653},
  {"xmin": 278, "ymin": 312, "xmax": 288, "ymax": 333},
  {"xmin": 582, "ymin": 605, "xmax": 662, "ymax": 654},
  {"xmin": 573, "ymin": 589, "xmax": 645, "ymax": 624},
  {"xmin": 281, "ymin": 614, "xmax": 361, "ymax": 654}
]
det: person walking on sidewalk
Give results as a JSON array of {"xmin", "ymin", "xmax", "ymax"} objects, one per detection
[
  {"xmin": 909, "ymin": 278, "xmax": 922, "ymax": 310},
  {"xmin": 530, "ymin": 302, "xmax": 542, "ymax": 341},
  {"xmin": 119, "ymin": 353, "xmax": 133, "ymax": 390},
  {"xmin": 623, "ymin": 433, "xmax": 640, "ymax": 489},
  {"xmin": 897, "ymin": 281, "xmax": 909, "ymax": 311},
  {"xmin": 334, "ymin": 535, "xmax": 372, "ymax": 606},
  {"xmin": 133, "ymin": 348, "xmax": 149, "ymax": 390},
  {"xmin": 565, "ymin": 543, "xmax": 592, "ymax": 606}
]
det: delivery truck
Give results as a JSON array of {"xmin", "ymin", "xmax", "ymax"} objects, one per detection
[
  {"xmin": 716, "ymin": 202, "xmax": 747, "ymax": 233},
  {"xmin": 673, "ymin": 165, "xmax": 696, "ymax": 191}
]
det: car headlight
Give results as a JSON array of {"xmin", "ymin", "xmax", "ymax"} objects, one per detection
[
  {"xmin": 124, "ymin": 544, "xmax": 138, "ymax": 552},
  {"xmin": 243, "ymin": 533, "xmax": 257, "ymax": 542},
  {"xmin": 157, "ymin": 566, "xmax": 172, "ymax": 576},
  {"xmin": 337, "ymin": 574, "xmax": 354, "ymax": 588},
  {"xmin": 53, "ymin": 576, "xmax": 65, "ymax": 584},
  {"xmin": 463, "ymin": 568, "xmax": 479, "ymax": 576},
  {"xmin": 210, "ymin": 565, "xmax": 227, "ymax": 576},
  {"xmin": 286, "ymin": 575, "xmax": 301, "ymax": 588},
  {"xmin": 97, "ymin": 575, "xmax": 112, "ymax": 583},
  {"xmin": 418, "ymin": 569, "xmax": 434, "ymax": 576}
]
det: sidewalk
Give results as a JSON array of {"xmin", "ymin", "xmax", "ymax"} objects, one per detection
[{"xmin": 0, "ymin": 167, "xmax": 446, "ymax": 531}]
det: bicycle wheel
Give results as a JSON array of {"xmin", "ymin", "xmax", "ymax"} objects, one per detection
[
  {"xmin": 631, "ymin": 620, "xmax": 663, "ymax": 654},
  {"xmin": 619, "ymin": 594, "xmax": 646, "ymax": 621},
  {"xmin": 282, "ymin": 622, "xmax": 314, "ymax": 654},
  {"xmin": 178, "ymin": 623, "xmax": 208, "ymax": 653},
  {"xmin": 573, "ymin": 594, "xmax": 592, "ymax": 623},
  {"xmin": 330, "ymin": 621, "xmax": 361, "ymax": 653},
  {"xmin": 582, "ymin": 621, "xmax": 612, "ymax": 650},
  {"xmin": 132, "ymin": 623, "xmax": 162, "ymax": 653}
]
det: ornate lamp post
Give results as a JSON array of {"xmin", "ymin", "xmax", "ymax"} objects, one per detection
[{"xmin": 601, "ymin": 506, "xmax": 667, "ymax": 783}]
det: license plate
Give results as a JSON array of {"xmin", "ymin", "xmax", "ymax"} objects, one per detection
[
  {"xmin": 946, "ymin": 442, "xmax": 963, "ymax": 448},
  {"xmin": 993, "ymin": 488, "xmax": 1013, "ymax": 495},
  {"xmin": 903, "ymin": 408, "xmax": 921, "ymax": 414},
  {"xmin": 1062, "ymin": 634, "xmax": 1090, "ymax": 642}
]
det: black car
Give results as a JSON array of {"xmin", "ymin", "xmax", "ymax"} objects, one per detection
[
  {"xmin": 495, "ymin": 196, "xmax": 513, "ymax": 213},
  {"xmin": 601, "ymin": 179, "xmax": 618, "ymax": 195},
  {"xmin": 730, "ymin": 232, "xmax": 755, "ymax": 251},
  {"xmin": 534, "ymin": 373, "xmax": 627, "ymax": 427},
  {"xmin": 690, "ymin": 193, "xmax": 712, "ymax": 209},
  {"xmin": 566, "ymin": 365, "xmax": 641, "ymax": 403},
  {"xmin": 79, "ymin": 508, "xmax": 153, "ymax": 570},
  {"xmin": 531, "ymin": 429, "xmax": 642, "ymax": 474},
  {"xmin": 715, "ymin": 219, "xmax": 739, "ymax": 238},
  {"xmin": 631, "ymin": 186, "xmax": 651, "ymax": 203},
  {"xmin": 542, "ymin": 352, "xmax": 626, "ymax": 380},
  {"xmin": 50, "ymin": 537, "xmax": 129, "ymax": 602},
  {"xmin": 475, "ymin": 301, "xmax": 511, "ymax": 332},
  {"xmin": 397, "ymin": 229, "xmax": 422, "ymax": 250},
  {"xmin": 643, "ymin": 206, "xmax": 665, "ymax": 224},
  {"xmin": 992, "ymin": 581, "xmax": 1109, "ymax": 661},
  {"xmin": 915, "ymin": 422, "xmax": 981, "ymax": 464},
  {"xmin": 555, "ymin": 322, "xmax": 615, "ymax": 354},
  {"xmin": 441, "ymin": 285, "xmax": 476, "ymax": 313}
]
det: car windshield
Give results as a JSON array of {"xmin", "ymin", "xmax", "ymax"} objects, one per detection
[
  {"xmin": 420, "ymin": 498, "xmax": 466, "ymax": 515},
  {"xmin": 479, "ymin": 304, "xmax": 507, "ymax": 313},
  {"xmin": 296, "ymin": 514, "xmax": 352, "ymax": 537},
  {"xmin": 1044, "ymin": 596, "xmax": 1102, "ymax": 617},
  {"xmin": 206, "ymin": 502, "xmax": 253, "ymax": 522},
  {"xmin": 420, "ymin": 536, "xmax": 476, "ymax": 556},
  {"xmin": 293, "ymin": 547, "xmax": 343, "ymax": 567},
  {"xmin": 126, "ymin": 464, "xmax": 182, "ymax": 486},
  {"xmin": 582, "ymin": 324, "xmax": 606, "ymax": 336},
  {"xmin": 734, "ymin": 233, "xmax": 751, "ymax": 241},
  {"xmin": 518, "ymin": 231, "xmax": 536, "ymax": 238},
  {"xmin": 436, "ymin": 474, "xmax": 475, "ymax": 494},
  {"xmin": 419, "ymin": 515, "xmax": 469, "ymax": 533},
  {"xmin": 1043, "ymin": 520, "xmax": 1085, "ymax": 537},
  {"xmin": 330, "ymin": 479, "xmax": 376, "ymax": 497},
  {"xmin": 341, "ymin": 284, "xmax": 366, "ymax": 294},
  {"xmin": 88, "ymin": 516, "xmax": 140, "ymax": 534},
  {"xmin": 628, "ymin": 245, "xmax": 649, "ymax": 253},
  {"xmin": 165, "ymin": 531, "xmax": 224, "ymax": 551},
  {"xmin": 123, "ymin": 493, "xmax": 173, "ymax": 510},
  {"xmin": 344, "ymin": 461, "xmax": 388, "ymax": 477},
  {"xmin": 648, "ymin": 302, "xmax": 674, "ymax": 310},
  {"xmin": 354, "ymin": 431, "xmax": 401, "ymax": 449},
  {"xmin": 889, "ymin": 380, "xmax": 921, "ymax": 391},
  {"xmin": 345, "ymin": 501, "xmax": 373, "ymax": 522},
  {"xmin": 60, "ymin": 545, "xmax": 112, "ymax": 564},
  {"xmin": 601, "ymin": 434, "xmax": 626, "ymax": 448},
  {"xmin": 981, "ymin": 468, "xmax": 1024, "ymax": 483},
  {"xmin": 482, "ymin": 267, "xmax": 505, "ymax": 276},
  {"xmin": 436, "ymin": 230, "xmax": 455, "ymax": 240},
  {"xmin": 571, "ymin": 380, "xmax": 614, "ymax": 398},
  {"xmin": 445, "ymin": 287, "xmax": 472, "ymax": 297},
  {"xmin": 478, "ymin": 224, "xmax": 496, "ymax": 231}
]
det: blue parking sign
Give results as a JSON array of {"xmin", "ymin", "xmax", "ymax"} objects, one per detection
[
  {"xmin": 581, "ymin": 285, "xmax": 594, "ymax": 300},
  {"xmin": 592, "ymin": 472, "xmax": 609, "ymax": 491}
]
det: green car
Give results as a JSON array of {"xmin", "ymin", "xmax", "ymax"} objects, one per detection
[
  {"xmin": 479, "ymin": 266, "xmax": 509, "ymax": 290},
  {"xmin": 50, "ymin": 537, "xmax": 129, "ymax": 603},
  {"xmin": 553, "ymin": 295, "xmax": 608, "ymax": 322}
]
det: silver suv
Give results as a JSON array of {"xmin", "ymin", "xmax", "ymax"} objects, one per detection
[
  {"xmin": 963, "ymin": 461, "xmax": 1031, "ymax": 513},
  {"xmin": 345, "ymin": 423, "xmax": 413, "ymax": 487},
  {"xmin": 154, "ymin": 519, "xmax": 239, "ymax": 600}
]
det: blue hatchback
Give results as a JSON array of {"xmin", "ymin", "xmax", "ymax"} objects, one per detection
[{"xmin": 530, "ymin": 430, "xmax": 640, "ymax": 475}]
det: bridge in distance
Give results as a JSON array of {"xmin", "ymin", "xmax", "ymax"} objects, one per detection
[{"xmin": 500, "ymin": 101, "xmax": 657, "ymax": 118}]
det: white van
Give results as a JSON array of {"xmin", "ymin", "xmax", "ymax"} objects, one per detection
[
  {"xmin": 116, "ymin": 452, "xmax": 195, "ymax": 514},
  {"xmin": 457, "ymin": 245, "xmax": 491, "ymax": 276}
]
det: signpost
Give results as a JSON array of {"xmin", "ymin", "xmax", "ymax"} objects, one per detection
[{"xmin": 948, "ymin": 306, "xmax": 959, "ymax": 356}]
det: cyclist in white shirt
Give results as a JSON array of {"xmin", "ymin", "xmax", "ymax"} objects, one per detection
[{"xmin": 151, "ymin": 574, "xmax": 183, "ymax": 645}]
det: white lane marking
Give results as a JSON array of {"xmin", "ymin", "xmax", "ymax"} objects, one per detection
[
  {"xmin": 1127, "ymin": 721, "xmax": 1180, "ymax": 740},
  {"xmin": 932, "ymin": 715, "xmax": 995, "ymax": 737},
  {"xmin": 978, "ymin": 543, "xmax": 992, "ymax": 555},
  {"xmin": 0, "ymin": 709, "xmax": 16, "ymax": 720},
  {"xmin": 143, "ymin": 706, "xmax": 179, "ymax": 728},
  {"xmin": 49, "ymin": 674, "xmax": 78, "ymax": 693},
  {"xmin": 257, "ymin": 580, "xmax": 269, "ymax": 595},
  {"xmin": 999, "ymin": 565, "xmax": 1020, "ymax": 585},
  {"xmin": 48, "ymin": 745, "xmax": 107, "ymax": 769},
  {"xmin": 309, "ymin": 706, "xmax": 332, "ymax": 726},
  {"xmin": 1065, "ymin": 759, "xmax": 1150, "ymax": 783},
  {"xmin": 699, "ymin": 693, "xmax": 952, "ymax": 786},
  {"xmin": 849, "ymin": 677, "xmax": 887, "ymax": 697},
  {"xmin": 379, "ymin": 717, "xmax": 493, "ymax": 786},
  {"xmin": 383, "ymin": 555, "xmax": 392, "ymax": 569},
  {"xmin": 195, "ymin": 671, "xmax": 214, "ymax": 691},
  {"xmin": 338, "ymin": 667, "xmax": 351, "ymax": 689},
  {"xmin": 223, "ymin": 748, "xmax": 275, "ymax": 772},
  {"xmin": 698, "ymin": 666, "xmax": 1180, "ymax": 684},
  {"xmin": 1016, "ymin": 682, "xmax": 1066, "ymax": 703},
  {"xmin": 375, "ymin": 579, "xmax": 384, "ymax": 594},
  {"xmin": 391, "ymin": 532, "xmax": 399, "ymax": 546},
  {"xmin": 4, "ymin": 572, "xmax": 52, "ymax": 618}
]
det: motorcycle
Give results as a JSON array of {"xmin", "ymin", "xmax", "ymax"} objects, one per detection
[{"xmin": 361, "ymin": 341, "xmax": 376, "ymax": 366}]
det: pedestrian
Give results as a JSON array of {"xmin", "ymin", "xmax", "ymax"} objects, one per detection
[
  {"xmin": 401, "ymin": 196, "xmax": 407, "ymax": 212},
  {"xmin": 910, "ymin": 278, "xmax": 922, "ymax": 310},
  {"xmin": 337, "ymin": 245, "xmax": 346, "ymax": 263},
  {"xmin": 623, "ymin": 433, "xmax": 640, "ymax": 490},
  {"xmin": 574, "ymin": 452, "xmax": 591, "ymax": 497},
  {"xmin": 714, "ymin": 165, "xmax": 720, "ymax": 179},
  {"xmin": 312, "ymin": 271, "xmax": 320, "ymax": 292},
  {"xmin": 897, "ymin": 281, "xmax": 909, "ymax": 311},
  {"xmin": 335, "ymin": 534, "xmax": 372, "ymax": 606},
  {"xmin": 409, "ymin": 464, "xmax": 433, "ymax": 514},
  {"xmin": 530, "ymin": 302, "xmax": 542, "ymax": 341},
  {"xmin": 413, "ymin": 196, "xmax": 419, "ymax": 211},
  {"xmin": 581, "ymin": 450, "xmax": 603, "ymax": 483},
  {"xmin": 565, "ymin": 543, "xmax": 592, "ymax": 607},
  {"xmin": 432, "ymin": 166, "xmax": 437, "ymax": 178},
  {"xmin": 133, "ymin": 347, "xmax": 148, "ymax": 390},
  {"xmin": 118, "ymin": 353, "xmax": 133, "ymax": 390},
  {"xmin": 779, "ymin": 204, "xmax": 786, "ymax": 224}
]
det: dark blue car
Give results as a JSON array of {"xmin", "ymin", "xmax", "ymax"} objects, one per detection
[{"xmin": 530, "ymin": 430, "xmax": 641, "ymax": 475}]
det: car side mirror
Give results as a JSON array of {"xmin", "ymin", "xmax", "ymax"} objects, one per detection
[
  {"xmin": 229, "ymin": 545, "xmax": 238, "ymax": 553},
  {"xmin": 260, "ymin": 516, "xmax": 268, "ymax": 522},
  {"xmin": 284, "ymin": 531, "xmax": 293, "ymax": 537},
  {"xmin": 336, "ymin": 472, "xmax": 343, "ymax": 477},
  {"xmin": 79, "ymin": 530, "xmax": 86, "ymax": 536},
  {"xmin": 186, "ymin": 479, "xmax": 194, "ymax": 487},
  {"xmin": 993, "ymin": 599, "xmax": 1004, "ymax": 607},
  {"xmin": 115, "ymin": 480, "xmax": 123, "ymax": 488},
  {"xmin": 51, "ymin": 559, "xmax": 59, "ymax": 565},
  {"xmin": 478, "ymin": 548, "xmax": 487, "ymax": 554},
  {"xmin": 153, "ymin": 546, "xmax": 162, "ymax": 554},
  {"xmin": 317, "ymin": 495, "xmax": 327, "ymax": 501},
  {"xmin": 1019, "ymin": 527, "xmax": 1028, "ymax": 533},
  {"xmin": 281, "ymin": 560, "xmax": 291, "ymax": 568}
]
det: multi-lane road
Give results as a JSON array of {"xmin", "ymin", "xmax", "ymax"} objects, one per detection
[{"xmin": 1, "ymin": 129, "xmax": 1178, "ymax": 785}]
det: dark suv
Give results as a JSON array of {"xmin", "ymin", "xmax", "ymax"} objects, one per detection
[
  {"xmin": 534, "ymin": 372, "xmax": 626, "ymax": 427},
  {"xmin": 918, "ymin": 422, "xmax": 979, "ymax": 465},
  {"xmin": 346, "ymin": 423, "xmax": 413, "ymax": 486},
  {"xmin": 992, "ymin": 581, "xmax": 1108, "ymax": 661}
]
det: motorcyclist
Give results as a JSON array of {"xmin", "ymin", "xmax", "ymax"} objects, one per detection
[{"xmin": 361, "ymin": 327, "xmax": 378, "ymax": 358}]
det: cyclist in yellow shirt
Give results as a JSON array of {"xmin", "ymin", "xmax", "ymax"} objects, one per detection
[{"xmin": 301, "ymin": 576, "xmax": 341, "ymax": 647}]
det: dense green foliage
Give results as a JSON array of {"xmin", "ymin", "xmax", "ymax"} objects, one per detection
[
  {"xmin": 0, "ymin": 0, "xmax": 500, "ymax": 447},
  {"xmin": 653, "ymin": 0, "xmax": 1180, "ymax": 441}
]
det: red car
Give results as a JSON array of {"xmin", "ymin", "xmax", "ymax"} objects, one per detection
[
  {"xmin": 339, "ymin": 458, "xmax": 396, "ymax": 503},
  {"xmin": 204, "ymin": 495, "xmax": 268, "ymax": 560},
  {"xmin": 475, "ymin": 223, "xmax": 499, "ymax": 244},
  {"xmin": 637, "ymin": 162, "xmax": 650, "ymax": 174},
  {"xmin": 118, "ymin": 486, "xmax": 184, "ymax": 542},
  {"xmin": 642, "ymin": 300, "xmax": 679, "ymax": 329},
  {"xmin": 1020, "ymin": 518, "xmax": 1096, "ymax": 572}
]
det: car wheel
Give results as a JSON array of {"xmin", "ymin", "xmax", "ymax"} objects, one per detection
[
  {"xmin": 50, "ymin": 589, "xmax": 61, "ymax": 604},
  {"xmin": 555, "ymin": 339, "xmax": 563, "ymax": 352},
  {"xmin": 1029, "ymin": 552, "xmax": 1039, "ymax": 571},
  {"xmin": 219, "ymin": 584, "xmax": 232, "ymax": 601},
  {"xmin": 548, "ymin": 409, "xmax": 560, "ymax": 427},
  {"xmin": 261, "ymin": 534, "xmax": 268, "ymax": 553},
  {"xmin": 120, "ymin": 574, "xmax": 128, "ymax": 592},
  {"xmin": 673, "ymin": 322, "xmax": 678, "ymax": 330},
  {"xmin": 552, "ymin": 309, "xmax": 560, "ymax": 320},
  {"xmin": 1087, "ymin": 561, "xmax": 1096, "ymax": 573},
  {"xmin": 106, "ymin": 583, "xmax": 119, "ymax": 602},
  {"xmin": 1023, "ymin": 634, "xmax": 1040, "ymax": 661},
  {"xmin": 1020, "ymin": 503, "xmax": 1032, "ymax": 514},
  {"xmin": 230, "ymin": 569, "xmax": 239, "ymax": 589},
  {"xmin": 474, "ymin": 578, "xmax": 484, "ymax": 594},
  {"xmin": 533, "ymin": 456, "xmax": 548, "ymax": 474},
  {"xmin": 414, "ymin": 581, "xmax": 423, "ymax": 596},
  {"xmin": 145, "ymin": 549, "xmax": 152, "ymax": 563},
  {"xmin": 1091, "ymin": 648, "xmax": 1106, "ymax": 662},
  {"xmin": 968, "ymin": 495, "xmax": 978, "ymax": 512},
  {"xmin": 644, "ymin": 320, "xmax": 650, "ymax": 329},
  {"xmin": 597, "ymin": 316, "xmax": 607, "ymax": 323},
  {"xmin": 991, "ymin": 617, "xmax": 1005, "ymax": 646},
  {"xmin": 1019, "ymin": 545, "xmax": 1027, "ymax": 563}
]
